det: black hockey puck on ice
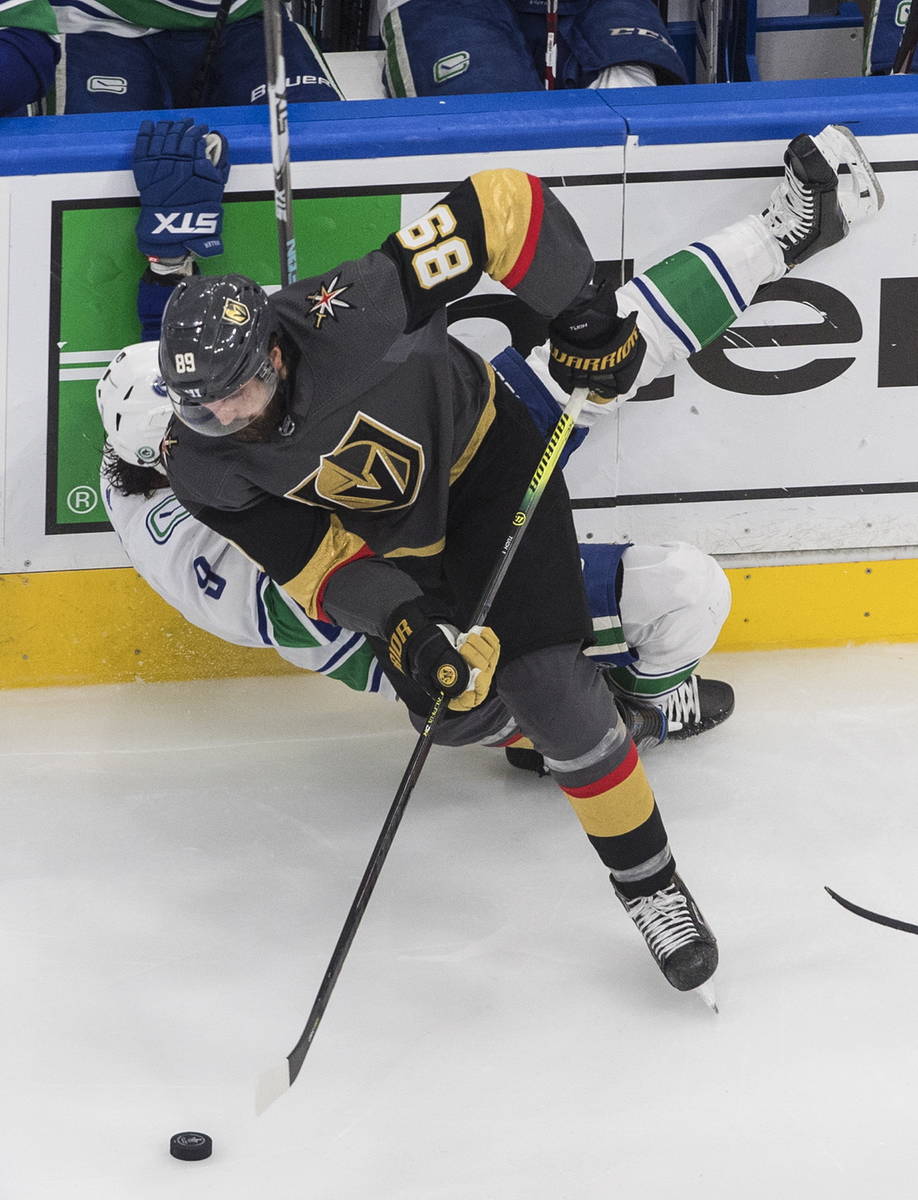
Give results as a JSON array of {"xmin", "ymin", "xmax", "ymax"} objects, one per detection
[{"xmin": 169, "ymin": 1131, "xmax": 213, "ymax": 1161}]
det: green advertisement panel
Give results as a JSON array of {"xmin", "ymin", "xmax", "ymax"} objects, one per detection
[{"xmin": 49, "ymin": 190, "xmax": 403, "ymax": 533}]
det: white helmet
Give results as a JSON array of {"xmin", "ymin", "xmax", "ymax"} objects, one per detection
[{"xmin": 96, "ymin": 341, "xmax": 172, "ymax": 467}]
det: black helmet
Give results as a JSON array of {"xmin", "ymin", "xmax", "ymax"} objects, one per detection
[{"xmin": 159, "ymin": 274, "xmax": 278, "ymax": 437}]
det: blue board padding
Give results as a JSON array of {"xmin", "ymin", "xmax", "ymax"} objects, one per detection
[
  {"xmin": 595, "ymin": 76, "xmax": 918, "ymax": 144},
  {"xmin": 2, "ymin": 76, "xmax": 918, "ymax": 176}
]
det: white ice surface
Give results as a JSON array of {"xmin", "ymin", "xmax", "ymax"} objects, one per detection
[{"xmin": 2, "ymin": 644, "xmax": 918, "ymax": 1199}]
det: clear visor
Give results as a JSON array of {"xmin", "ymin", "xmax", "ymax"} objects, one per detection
[{"xmin": 169, "ymin": 359, "xmax": 278, "ymax": 438}]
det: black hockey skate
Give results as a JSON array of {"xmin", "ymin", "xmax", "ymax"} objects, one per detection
[
  {"xmin": 504, "ymin": 693, "xmax": 668, "ymax": 777},
  {"xmin": 612, "ymin": 871, "xmax": 718, "ymax": 992},
  {"xmin": 504, "ymin": 743, "xmax": 550, "ymax": 776},
  {"xmin": 761, "ymin": 124, "xmax": 884, "ymax": 268},
  {"xmin": 657, "ymin": 675, "xmax": 734, "ymax": 740}
]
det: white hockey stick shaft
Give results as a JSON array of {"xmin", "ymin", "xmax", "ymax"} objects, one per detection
[
  {"xmin": 263, "ymin": 0, "xmax": 297, "ymax": 285},
  {"xmin": 695, "ymin": 0, "xmax": 722, "ymax": 82},
  {"xmin": 545, "ymin": 0, "xmax": 559, "ymax": 88}
]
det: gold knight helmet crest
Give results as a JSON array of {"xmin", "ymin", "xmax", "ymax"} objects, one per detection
[{"xmin": 221, "ymin": 298, "xmax": 250, "ymax": 326}]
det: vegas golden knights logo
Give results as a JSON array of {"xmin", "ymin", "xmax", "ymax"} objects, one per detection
[
  {"xmin": 221, "ymin": 299, "xmax": 250, "ymax": 326},
  {"xmin": 287, "ymin": 413, "xmax": 424, "ymax": 512}
]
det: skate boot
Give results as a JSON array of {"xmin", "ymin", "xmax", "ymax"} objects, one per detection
[
  {"xmin": 655, "ymin": 675, "xmax": 734, "ymax": 740},
  {"xmin": 616, "ymin": 694, "xmax": 668, "ymax": 752},
  {"xmin": 760, "ymin": 124, "xmax": 884, "ymax": 267},
  {"xmin": 505, "ymin": 743, "xmax": 549, "ymax": 776},
  {"xmin": 613, "ymin": 871, "xmax": 718, "ymax": 992},
  {"xmin": 504, "ymin": 693, "xmax": 668, "ymax": 776}
]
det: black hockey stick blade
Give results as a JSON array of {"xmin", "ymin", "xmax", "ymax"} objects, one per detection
[
  {"xmin": 255, "ymin": 696, "xmax": 447, "ymax": 1116},
  {"xmin": 824, "ymin": 886, "xmax": 918, "ymax": 935},
  {"xmin": 891, "ymin": 0, "xmax": 918, "ymax": 73}
]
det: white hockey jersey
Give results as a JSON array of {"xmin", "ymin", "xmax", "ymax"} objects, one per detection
[{"xmin": 102, "ymin": 476, "xmax": 397, "ymax": 698}]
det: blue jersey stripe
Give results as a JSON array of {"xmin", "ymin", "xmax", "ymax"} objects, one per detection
[
  {"xmin": 320, "ymin": 631, "xmax": 365, "ymax": 674},
  {"xmin": 632, "ymin": 276, "xmax": 696, "ymax": 355},
  {"xmin": 690, "ymin": 240, "xmax": 746, "ymax": 311},
  {"xmin": 369, "ymin": 660, "xmax": 385, "ymax": 693},
  {"xmin": 254, "ymin": 572, "xmax": 273, "ymax": 647}
]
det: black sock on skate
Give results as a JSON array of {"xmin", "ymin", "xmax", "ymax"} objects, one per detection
[{"xmin": 589, "ymin": 803, "xmax": 675, "ymax": 899}]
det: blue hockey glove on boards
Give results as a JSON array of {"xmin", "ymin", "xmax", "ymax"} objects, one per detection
[{"xmin": 134, "ymin": 118, "xmax": 230, "ymax": 262}]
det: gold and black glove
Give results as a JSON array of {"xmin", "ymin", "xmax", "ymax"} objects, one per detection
[
  {"xmin": 386, "ymin": 600, "xmax": 500, "ymax": 712},
  {"xmin": 548, "ymin": 280, "xmax": 646, "ymax": 400}
]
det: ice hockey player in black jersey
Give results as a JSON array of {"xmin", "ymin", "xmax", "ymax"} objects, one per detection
[
  {"xmin": 124, "ymin": 119, "xmax": 733, "ymax": 752},
  {"xmin": 98, "ymin": 341, "xmax": 735, "ymax": 752},
  {"xmin": 158, "ymin": 124, "xmax": 883, "ymax": 997}
]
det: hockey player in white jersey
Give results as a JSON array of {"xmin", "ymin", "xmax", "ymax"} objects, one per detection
[
  {"xmin": 99, "ymin": 341, "xmax": 399, "ymax": 699},
  {"xmin": 98, "ymin": 339, "xmax": 734, "ymax": 752}
]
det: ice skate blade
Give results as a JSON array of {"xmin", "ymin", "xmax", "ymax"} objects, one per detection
[
  {"xmin": 820, "ymin": 124, "xmax": 885, "ymax": 219},
  {"xmin": 695, "ymin": 979, "xmax": 719, "ymax": 1013}
]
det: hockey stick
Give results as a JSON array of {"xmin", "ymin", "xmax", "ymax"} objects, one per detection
[
  {"xmin": 189, "ymin": 0, "xmax": 232, "ymax": 106},
  {"xmin": 825, "ymin": 886, "xmax": 918, "ymax": 934},
  {"xmin": 263, "ymin": 0, "xmax": 297, "ymax": 285},
  {"xmin": 695, "ymin": 0, "xmax": 723, "ymax": 82},
  {"xmin": 255, "ymin": 385, "xmax": 591, "ymax": 1115},
  {"xmin": 545, "ymin": 0, "xmax": 559, "ymax": 89},
  {"xmin": 339, "ymin": 0, "xmax": 372, "ymax": 50},
  {"xmin": 891, "ymin": 0, "xmax": 918, "ymax": 72}
]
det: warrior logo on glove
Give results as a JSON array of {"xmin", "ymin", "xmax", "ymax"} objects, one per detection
[
  {"xmin": 548, "ymin": 277, "xmax": 647, "ymax": 401},
  {"xmin": 550, "ymin": 322, "xmax": 641, "ymax": 376},
  {"xmin": 385, "ymin": 601, "xmax": 501, "ymax": 711},
  {"xmin": 388, "ymin": 616, "xmax": 412, "ymax": 673}
]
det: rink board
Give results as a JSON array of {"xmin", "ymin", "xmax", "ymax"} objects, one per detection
[{"xmin": 2, "ymin": 79, "xmax": 918, "ymax": 684}]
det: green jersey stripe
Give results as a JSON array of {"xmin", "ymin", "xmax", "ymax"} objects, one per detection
[
  {"xmin": 264, "ymin": 582, "xmax": 321, "ymax": 649},
  {"xmin": 602, "ymin": 661, "xmax": 698, "ymax": 699},
  {"xmin": 327, "ymin": 644, "xmax": 380, "ymax": 692},
  {"xmin": 0, "ymin": 0, "xmax": 57, "ymax": 33},
  {"xmin": 643, "ymin": 248, "xmax": 737, "ymax": 348},
  {"xmin": 382, "ymin": 11, "xmax": 414, "ymax": 97}
]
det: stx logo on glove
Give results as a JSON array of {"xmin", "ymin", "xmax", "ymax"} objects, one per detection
[
  {"xmin": 151, "ymin": 212, "xmax": 220, "ymax": 236},
  {"xmin": 549, "ymin": 324, "xmax": 641, "ymax": 373}
]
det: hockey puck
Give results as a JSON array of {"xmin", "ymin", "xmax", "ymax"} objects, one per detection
[{"xmin": 169, "ymin": 1131, "xmax": 212, "ymax": 1161}]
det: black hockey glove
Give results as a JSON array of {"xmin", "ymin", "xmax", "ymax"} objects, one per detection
[
  {"xmin": 548, "ymin": 280, "xmax": 647, "ymax": 401},
  {"xmin": 385, "ymin": 600, "xmax": 500, "ymax": 712}
]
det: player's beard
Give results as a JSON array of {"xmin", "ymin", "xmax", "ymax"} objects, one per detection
[{"xmin": 231, "ymin": 377, "xmax": 288, "ymax": 442}]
